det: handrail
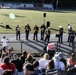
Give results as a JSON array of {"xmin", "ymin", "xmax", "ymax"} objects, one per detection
[{"xmin": 0, "ymin": 41, "xmax": 76, "ymax": 54}]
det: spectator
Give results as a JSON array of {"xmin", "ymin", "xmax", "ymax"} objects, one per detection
[
  {"xmin": 0, "ymin": 54, "xmax": 6, "ymax": 64},
  {"xmin": 6, "ymin": 48, "xmax": 13, "ymax": 60},
  {"xmin": 1, "ymin": 47, "xmax": 6, "ymax": 55},
  {"xmin": 16, "ymin": 25, "xmax": 20, "ymax": 40},
  {"xmin": 0, "ymin": 68, "xmax": 3, "ymax": 75},
  {"xmin": 23, "ymin": 63, "xmax": 37, "ymax": 75},
  {"xmin": 39, "ymin": 53, "xmax": 49, "ymax": 70},
  {"xmin": 11, "ymin": 54, "xmax": 23, "ymax": 72},
  {"xmin": 0, "ymin": 56, "xmax": 16, "ymax": 74},
  {"xmin": 19, "ymin": 51, "xmax": 27, "ymax": 64},
  {"xmin": 33, "ymin": 61, "xmax": 41, "ymax": 75},
  {"xmin": 67, "ymin": 65, "xmax": 76, "ymax": 75},
  {"xmin": 25, "ymin": 24, "xmax": 31, "ymax": 40},
  {"xmin": 1, "ymin": 36, "xmax": 9, "ymax": 53},
  {"xmin": 67, "ymin": 52, "xmax": 76, "ymax": 67},
  {"xmin": 2, "ymin": 69, "xmax": 12, "ymax": 75},
  {"xmin": 47, "ymin": 43, "xmax": 56, "ymax": 59},
  {"xmin": 53, "ymin": 53, "xmax": 65, "ymax": 75},
  {"xmin": 55, "ymin": 52, "xmax": 67, "ymax": 69},
  {"xmin": 45, "ymin": 59, "xmax": 58, "ymax": 75},
  {"xmin": 25, "ymin": 54, "xmax": 35, "ymax": 64}
]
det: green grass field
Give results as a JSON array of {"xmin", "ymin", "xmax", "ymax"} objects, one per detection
[{"xmin": 0, "ymin": 9, "xmax": 76, "ymax": 34}]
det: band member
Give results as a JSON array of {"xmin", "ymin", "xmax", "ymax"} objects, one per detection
[
  {"xmin": 67, "ymin": 26, "xmax": 72, "ymax": 42},
  {"xmin": 33, "ymin": 25, "xmax": 39, "ymax": 41},
  {"xmin": 58, "ymin": 26, "xmax": 64, "ymax": 43},
  {"xmin": 44, "ymin": 27, "xmax": 51, "ymax": 43},
  {"xmin": 16, "ymin": 25, "xmax": 20, "ymax": 40},
  {"xmin": 69, "ymin": 29, "xmax": 76, "ymax": 46},
  {"xmin": 40, "ymin": 24, "xmax": 46, "ymax": 40},
  {"xmin": 25, "ymin": 24, "xmax": 31, "ymax": 40}
]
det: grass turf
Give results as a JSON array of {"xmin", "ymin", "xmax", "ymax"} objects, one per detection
[{"xmin": 0, "ymin": 9, "xmax": 76, "ymax": 34}]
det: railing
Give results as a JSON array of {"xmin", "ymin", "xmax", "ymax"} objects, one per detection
[{"xmin": 0, "ymin": 41, "xmax": 76, "ymax": 55}]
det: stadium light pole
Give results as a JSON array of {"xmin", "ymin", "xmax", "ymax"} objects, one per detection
[{"xmin": 56, "ymin": 0, "xmax": 58, "ymax": 10}]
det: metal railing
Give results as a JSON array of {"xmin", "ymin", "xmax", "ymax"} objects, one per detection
[{"xmin": 0, "ymin": 41, "xmax": 76, "ymax": 54}]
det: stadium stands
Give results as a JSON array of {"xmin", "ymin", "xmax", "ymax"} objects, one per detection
[
  {"xmin": 43, "ymin": 4, "xmax": 54, "ymax": 10},
  {"xmin": 0, "ymin": 3, "xmax": 54, "ymax": 9},
  {"xmin": 25, "ymin": 4, "xmax": 34, "ymax": 8}
]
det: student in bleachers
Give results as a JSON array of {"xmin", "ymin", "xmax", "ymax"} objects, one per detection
[
  {"xmin": 67, "ymin": 65, "xmax": 76, "ymax": 75},
  {"xmin": 23, "ymin": 63, "xmax": 38, "ymax": 75},
  {"xmin": 33, "ymin": 61, "xmax": 42, "ymax": 75},
  {"xmin": 0, "ymin": 54, "xmax": 6, "ymax": 64},
  {"xmin": 0, "ymin": 56, "xmax": 17, "ymax": 75},
  {"xmin": 2, "ymin": 69, "xmax": 12, "ymax": 75},
  {"xmin": 6, "ymin": 48, "xmax": 13, "ymax": 60},
  {"xmin": 45, "ymin": 43, "xmax": 56, "ymax": 59},
  {"xmin": 67, "ymin": 52, "xmax": 76, "ymax": 67},
  {"xmin": 45, "ymin": 59, "xmax": 58, "ymax": 75},
  {"xmin": 25, "ymin": 54, "xmax": 35, "ymax": 64},
  {"xmin": 39, "ymin": 53, "xmax": 49, "ymax": 70},
  {"xmin": 0, "ymin": 68, "xmax": 3, "ymax": 75},
  {"xmin": 10, "ymin": 54, "xmax": 23, "ymax": 73},
  {"xmin": 53, "ymin": 53, "xmax": 65, "ymax": 75},
  {"xmin": 19, "ymin": 51, "xmax": 28, "ymax": 64},
  {"xmin": 1, "ymin": 47, "xmax": 7, "ymax": 55},
  {"xmin": 55, "ymin": 52, "xmax": 67, "ymax": 69}
]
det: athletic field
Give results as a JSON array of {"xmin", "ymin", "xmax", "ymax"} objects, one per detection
[{"xmin": 0, "ymin": 9, "xmax": 76, "ymax": 33}]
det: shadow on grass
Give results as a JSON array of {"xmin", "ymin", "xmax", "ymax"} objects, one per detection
[
  {"xmin": 1, "ymin": 13, "xmax": 25, "ymax": 18},
  {"xmin": 0, "ymin": 25, "xmax": 12, "ymax": 29},
  {"xmin": 0, "ymin": 25, "xmax": 6, "ymax": 28}
]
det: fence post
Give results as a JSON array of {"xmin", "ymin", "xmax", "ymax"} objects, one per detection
[
  {"xmin": 21, "ymin": 42, "xmax": 23, "ymax": 53},
  {"xmin": 57, "ymin": 42, "xmax": 60, "ymax": 52},
  {"xmin": 57, "ymin": 42, "xmax": 58, "ymax": 51},
  {"xmin": 72, "ymin": 42, "xmax": 75, "ymax": 52},
  {"xmin": 59, "ymin": 43, "xmax": 60, "ymax": 52}
]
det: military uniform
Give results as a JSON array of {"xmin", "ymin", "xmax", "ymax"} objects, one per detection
[{"xmin": 25, "ymin": 24, "xmax": 31, "ymax": 40}]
